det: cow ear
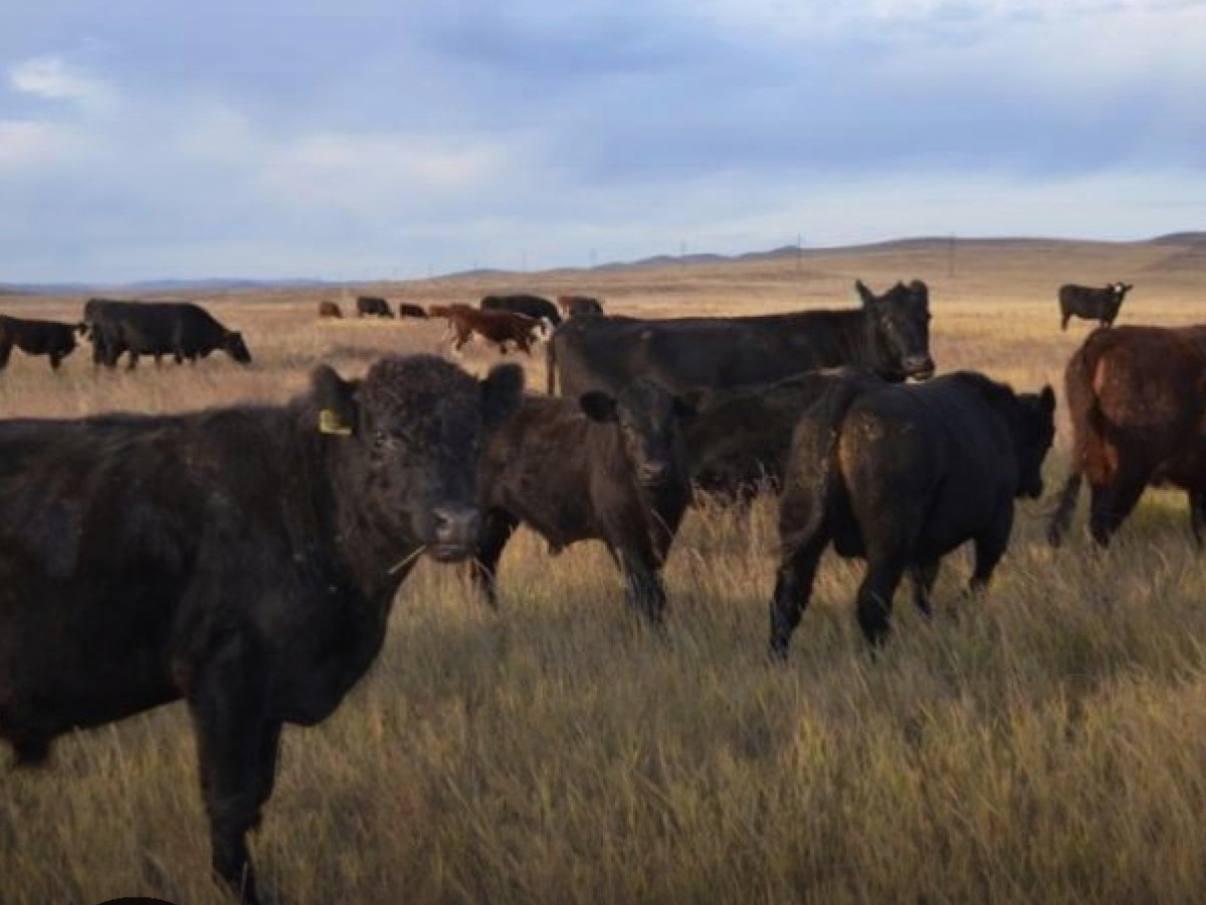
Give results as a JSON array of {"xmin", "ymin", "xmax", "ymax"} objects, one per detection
[
  {"xmin": 855, "ymin": 280, "xmax": 876, "ymax": 306},
  {"xmin": 1039, "ymin": 384, "xmax": 1056, "ymax": 414},
  {"xmin": 481, "ymin": 363, "xmax": 524, "ymax": 429},
  {"xmin": 673, "ymin": 390, "xmax": 707, "ymax": 418},
  {"xmin": 312, "ymin": 364, "xmax": 358, "ymax": 437},
  {"xmin": 580, "ymin": 391, "xmax": 618, "ymax": 422}
]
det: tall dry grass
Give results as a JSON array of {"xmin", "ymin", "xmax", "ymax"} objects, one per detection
[{"xmin": 1, "ymin": 241, "xmax": 1204, "ymax": 904}]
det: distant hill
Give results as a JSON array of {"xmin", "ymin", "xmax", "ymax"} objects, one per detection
[
  {"xmin": 5, "ymin": 232, "xmax": 1204, "ymax": 293},
  {"xmin": 1147, "ymin": 232, "xmax": 1206, "ymax": 246}
]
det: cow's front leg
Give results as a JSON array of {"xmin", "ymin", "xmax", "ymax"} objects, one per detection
[
  {"xmin": 187, "ymin": 631, "xmax": 275, "ymax": 905},
  {"xmin": 614, "ymin": 546, "xmax": 666, "ymax": 625}
]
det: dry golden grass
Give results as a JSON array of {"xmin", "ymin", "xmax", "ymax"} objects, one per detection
[{"xmin": 1, "ymin": 239, "xmax": 1204, "ymax": 904}]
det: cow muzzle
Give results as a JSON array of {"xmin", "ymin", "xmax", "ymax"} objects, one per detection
[
  {"xmin": 428, "ymin": 504, "xmax": 482, "ymax": 561},
  {"xmin": 904, "ymin": 355, "xmax": 935, "ymax": 380}
]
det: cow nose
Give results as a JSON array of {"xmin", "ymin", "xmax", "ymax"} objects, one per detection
[
  {"xmin": 431, "ymin": 505, "xmax": 481, "ymax": 552},
  {"xmin": 905, "ymin": 355, "xmax": 935, "ymax": 379}
]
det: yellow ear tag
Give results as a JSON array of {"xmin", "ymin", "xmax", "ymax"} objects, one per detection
[{"xmin": 318, "ymin": 408, "xmax": 352, "ymax": 436}]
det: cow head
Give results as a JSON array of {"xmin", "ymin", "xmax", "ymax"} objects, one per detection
[
  {"xmin": 1011, "ymin": 384, "xmax": 1056, "ymax": 499},
  {"xmin": 223, "ymin": 331, "xmax": 253, "ymax": 365},
  {"xmin": 1113, "ymin": 282, "xmax": 1134, "ymax": 298},
  {"xmin": 856, "ymin": 279, "xmax": 935, "ymax": 382},
  {"xmin": 313, "ymin": 355, "xmax": 523, "ymax": 561},
  {"xmin": 579, "ymin": 378, "xmax": 699, "ymax": 487}
]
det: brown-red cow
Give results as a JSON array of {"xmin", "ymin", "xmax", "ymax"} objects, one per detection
[
  {"xmin": 445, "ymin": 307, "xmax": 542, "ymax": 355},
  {"xmin": 1048, "ymin": 324, "xmax": 1206, "ymax": 547},
  {"xmin": 318, "ymin": 301, "xmax": 343, "ymax": 319}
]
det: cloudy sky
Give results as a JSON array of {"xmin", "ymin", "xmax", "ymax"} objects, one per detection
[{"xmin": 2, "ymin": 1, "xmax": 1205, "ymax": 282}]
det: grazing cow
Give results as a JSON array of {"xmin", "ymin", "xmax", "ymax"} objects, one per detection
[
  {"xmin": 685, "ymin": 370, "xmax": 863, "ymax": 505},
  {"xmin": 481, "ymin": 293, "xmax": 561, "ymax": 326},
  {"xmin": 547, "ymin": 279, "xmax": 935, "ymax": 396},
  {"xmin": 770, "ymin": 371, "xmax": 1055, "ymax": 655},
  {"xmin": 473, "ymin": 379, "xmax": 697, "ymax": 622},
  {"xmin": 1059, "ymin": 283, "xmax": 1133, "ymax": 330},
  {"xmin": 446, "ymin": 307, "xmax": 542, "ymax": 355},
  {"xmin": 82, "ymin": 299, "xmax": 251, "ymax": 369},
  {"xmin": 0, "ymin": 354, "xmax": 524, "ymax": 903},
  {"xmin": 0, "ymin": 315, "xmax": 78, "ymax": 371},
  {"xmin": 318, "ymin": 301, "xmax": 343, "ymax": 319},
  {"xmin": 1048, "ymin": 325, "xmax": 1206, "ymax": 547},
  {"xmin": 395, "ymin": 302, "xmax": 429, "ymax": 319},
  {"xmin": 356, "ymin": 296, "xmax": 394, "ymax": 318},
  {"xmin": 557, "ymin": 295, "xmax": 605, "ymax": 317}
]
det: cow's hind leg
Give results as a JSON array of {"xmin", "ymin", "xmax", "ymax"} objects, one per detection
[
  {"xmin": 1189, "ymin": 489, "xmax": 1205, "ymax": 547},
  {"xmin": 188, "ymin": 631, "xmax": 274, "ymax": 905},
  {"xmin": 769, "ymin": 535, "xmax": 827, "ymax": 658},
  {"xmin": 969, "ymin": 505, "xmax": 1014, "ymax": 595},
  {"xmin": 8, "ymin": 731, "xmax": 51, "ymax": 767},
  {"xmin": 48, "ymin": 352, "xmax": 63, "ymax": 371},
  {"xmin": 909, "ymin": 557, "xmax": 940, "ymax": 616},
  {"xmin": 1047, "ymin": 471, "xmax": 1082, "ymax": 547},
  {"xmin": 1089, "ymin": 471, "xmax": 1147, "ymax": 547},
  {"xmin": 471, "ymin": 508, "xmax": 518, "ymax": 609},
  {"xmin": 855, "ymin": 555, "xmax": 907, "ymax": 647}
]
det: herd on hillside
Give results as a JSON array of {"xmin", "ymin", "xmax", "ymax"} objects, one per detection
[{"xmin": 0, "ymin": 278, "xmax": 1202, "ymax": 903}]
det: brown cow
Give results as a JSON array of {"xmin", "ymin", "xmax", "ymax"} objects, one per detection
[
  {"xmin": 396, "ymin": 302, "xmax": 428, "ymax": 319},
  {"xmin": 1048, "ymin": 324, "xmax": 1206, "ymax": 547},
  {"xmin": 318, "ymin": 301, "xmax": 343, "ymax": 319},
  {"xmin": 445, "ymin": 307, "xmax": 542, "ymax": 355}
]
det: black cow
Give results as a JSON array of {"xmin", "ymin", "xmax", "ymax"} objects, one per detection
[
  {"xmin": 0, "ymin": 354, "xmax": 524, "ymax": 903},
  {"xmin": 0, "ymin": 315, "xmax": 78, "ymax": 371},
  {"xmin": 558, "ymin": 294, "xmax": 605, "ymax": 318},
  {"xmin": 473, "ymin": 379, "xmax": 697, "ymax": 623},
  {"xmin": 481, "ymin": 293, "xmax": 561, "ymax": 327},
  {"xmin": 395, "ymin": 302, "xmax": 428, "ymax": 319},
  {"xmin": 685, "ymin": 370, "xmax": 861, "ymax": 505},
  {"xmin": 546, "ymin": 280, "xmax": 935, "ymax": 396},
  {"xmin": 82, "ymin": 299, "xmax": 251, "ymax": 369},
  {"xmin": 1059, "ymin": 283, "xmax": 1133, "ymax": 330},
  {"xmin": 356, "ymin": 296, "xmax": 394, "ymax": 318},
  {"xmin": 770, "ymin": 371, "xmax": 1055, "ymax": 655}
]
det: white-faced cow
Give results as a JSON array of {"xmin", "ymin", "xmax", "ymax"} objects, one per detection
[{"xmin": 0, "ymin": 354, "xmax": 523, "ymax": 903}]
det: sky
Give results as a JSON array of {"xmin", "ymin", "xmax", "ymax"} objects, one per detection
[{"xmin": 2, "ymin": 0, "xmax": 1205, "ymax": 282}]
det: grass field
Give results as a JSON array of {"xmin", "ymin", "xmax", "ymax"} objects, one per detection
[{"xmin": 1, "ymin": 237, "xmax": 1204, "ymax": 904}]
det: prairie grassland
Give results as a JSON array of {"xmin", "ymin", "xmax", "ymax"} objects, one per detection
[{"xmin": 1, "ymin": 240, "xmax": 1204, "ymax": 904}]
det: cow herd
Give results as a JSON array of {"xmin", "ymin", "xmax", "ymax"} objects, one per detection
[{"xmin": 0, "ymin": 278, "xmax": 1201, "ymax": 904}]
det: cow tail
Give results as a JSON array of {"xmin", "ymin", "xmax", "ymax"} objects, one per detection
[
  {"xmin": 545, "ymin": 332, "xmax": 557, "ymax": 395},
  {"xmin": 779, "ymin": 377, "xmax": 862, "ymax": 554},
  {"xmin": 1047, "ymin": 340, "xmax": 1099, "ymax": 545}
]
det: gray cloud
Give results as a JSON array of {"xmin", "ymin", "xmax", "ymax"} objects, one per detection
[{"xmin": 1, "ymin": 0, "xmax": 1204, "ymax": 280}]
